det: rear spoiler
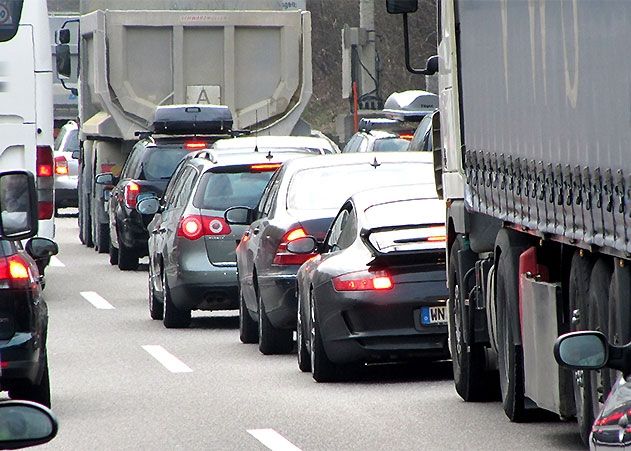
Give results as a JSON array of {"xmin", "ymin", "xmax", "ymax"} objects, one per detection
[{"xmin": 359, "ymin": 223, "xmax": 445, "ymax": 258}]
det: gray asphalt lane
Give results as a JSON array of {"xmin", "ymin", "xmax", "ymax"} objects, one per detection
[{"xmin": 39, "ymin": 217, "xmax": 584, "ymax": 450}]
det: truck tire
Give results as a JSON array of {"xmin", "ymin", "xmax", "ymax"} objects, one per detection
[
  {"xmin": 80, "ymin": 198, "xmax": 93, "ymax": 248},
  {"xmin": 95, "ymin": 222, "xmax": 110, "ymax": 254},
  {"xmin": 109, "ymin": 241, "xmax": 118, "ymax": 266},
  {"xmin": 569, "ymin": 251, "xmax": 597, "ymax": 445},
  {"xmin": 239, "ymin": 293, "xmax": 258, "ymax": 344},
  {"xmin": 162, "ymin": 269, "xmax": 191, "ymax": 328},
  {"xmin": 118, "ymin": 242, "xmax": 139, "ymax": 271},
  {"xmin": 258, "ymin": 289, "xmax": 293, "ymax": 355},
  {"xmin": 448, "ymin": 237, "xmax": 490, "ymax": 401},
  {"xmin": 494, "ymin": 228, "xmax": 530, "ymax": 422}
]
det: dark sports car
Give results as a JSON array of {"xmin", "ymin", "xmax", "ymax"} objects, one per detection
[{"xmin": 290, "ymin": 183, "xmax": 450, "ymax": 382}]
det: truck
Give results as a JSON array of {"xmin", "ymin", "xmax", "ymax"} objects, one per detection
[
  {"xmin": 56, "ymin": 0, "xmax": 313, "ymax": 252},
  {"xmin": 0, "ymin": 0, "xmax": 55, "ymax": 240},
  {"xmin": 387, "ymin": 0, "xmax": 631, "ymax": 444}
]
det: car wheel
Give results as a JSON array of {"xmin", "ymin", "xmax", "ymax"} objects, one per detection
[
  {"xmin": 258, "ymin": 289, "xmax": 293, "ymax": 355},
  {"xmin": 239, "ymin": 293, "xmax": 258, "ymax": 344},
  {"xmin": 148, "ymin": 269, "xmax": 163, "ymax": 320},
  {"xmin": 118, "ymin": 242, "xmax": 139, "ymax": 271},
  {"xmin": 448, "ymin": 238, "xmax": 492, "ymax": 401},
  {"xmin": 9, "ymin": 354, "xmax": 51, "ymax": 408},
  {"xmin": 109, "ymin": 241, "xmax": 118, "ymax": 266},
  {"xmin": 297, "ymin": 290, "xmax": 311, "ymax": 372},
  {"xmin": 162, "ymin": 269, "xmax": 190, "ymax": 329},
  {"xmin": 310, "ymin": 304, "xmax": 338, "ymax": 383}
]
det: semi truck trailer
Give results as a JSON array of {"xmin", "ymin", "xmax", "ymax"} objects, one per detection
[
  {"xmin": 56, "ymin": 0, "xmax": 312, "ymax": 251},
  {"xmin": 388, "ymin": 0, "xmax": 631, "ymax": 444}
]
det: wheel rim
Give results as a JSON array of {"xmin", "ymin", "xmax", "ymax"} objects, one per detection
[{"xmin": 310, "ymin": 294, "xmax": 316, "ymax": 371}]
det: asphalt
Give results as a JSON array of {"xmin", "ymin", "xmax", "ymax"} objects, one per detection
[{"xmin": 37, "ymin": 215, "xmax": 585, "ymax": 450}]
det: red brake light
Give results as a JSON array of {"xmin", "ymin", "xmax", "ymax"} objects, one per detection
[
  {"xmin": 54, "ymin": 155, "xmax": 69, "ymax": 175},
  {"xmin": 124, "ymin": 181, "xmax": 141, "ymax": 208},
  {"xmin": 421, "ymin": 226, "xmax": 446, "ymax": 242},
  {"xmin": 0, "ymin": 255, "xmax": 32, "ymax": 289},
  {"xmin": 184, "ymin": 141, "xmax": 208, "ymax": 150},
  {"xmin": 272, "ymin": 227, "xmax": 317, "ymax": 266},
  {"xmin": 177, "ymin": 215, "xmax": 232, "ymax": 240},
  {"xmin": 332, "ymin": 270, "xmax": 393, "ymax": 292},
  {"xmin": 36, "ymin": 146, "xmax": 54, "ymax": 177},
  {"xmin": 250, "ymin": 163, "xmax": 282, "ymax": 172},
  {"xmin": 398, "ymin": 133, "xmax": 414, "ymax": 141}
]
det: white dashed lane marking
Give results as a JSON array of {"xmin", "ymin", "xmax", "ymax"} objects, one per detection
[
  {"xmin": 50, "ymin": 256, "xmax": 65, "ymax": 267},
  {"xmin": 142, "ymin": 345, "xmax": 193, "ymax": 373},
  {"xmin": 247, "ymin": 429, "xmax": 302, "ymax": 451},
  {"xmin": 80, "ymin": 291, "xmax": 115, "ymax": 310}
]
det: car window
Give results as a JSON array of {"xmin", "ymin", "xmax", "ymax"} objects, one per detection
[
  {"xmin": 287, "ymin": 162, "xmax": 431, "ymax": 211},
  {"xmin": 164, "ymin": 167, "xmax": 192, "ymax": 209},
  {"xmin": 409, "ymin": 115, "xmax": 433, "ymax": 152},
  {"xmin": 121, "ymin": 145, "xmax": 144, "ymax": 179},
  {"xmin": 342, "ymin": 136, "xmax": 358, "ymax": 153},
  {"xmin": 141, "ymin": 148, "xmax": 190, "ymax": 180},
  {"xmin": 260, "ymin": 172, "xmax": 282, "ymax": 219},
  {"xmin": 326, "ymin": 205, "xmax": 356, "ymax": 252},
  {"xmin": 174, "ymin": 168, "xmax": 198, "ymax": 208},
  {"xmin": 372, "ymin": 138, "xmax": 410, "ymax": 152},
  {"xmin": 162, "ymin": 160, "xmax": 187, "ymax": 206},
  {"xmin": 358, "ymin": 136, "xmax": 369, "ymax": 152},
  {"xmin": 193, "ymin": 169, "xmax": 276, "ymax": 211},
  {"xmin": 256, "ymin": 171, "xmax": 279, "ymax": 217}
]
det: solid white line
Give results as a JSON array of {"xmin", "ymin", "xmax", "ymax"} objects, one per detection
[
  {"xmin": 142, "ymin": 345, "xmax": 193, "ymax": 373},
  {"xmin": 247, "ymin": 429, "xmax": 302, "ymax": 451},
  {"xmin": 80, "ymin": 291, "xmax": 115, "ymax": 310},
  {"xmin": 49, "ymin": 256, "xmax": 65, "ymax": 267}
]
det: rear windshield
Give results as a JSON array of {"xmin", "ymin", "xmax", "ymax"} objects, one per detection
[
  {"xmin": 0, "ymin": 1, "xmax": 23, "ymax": 43},
  {"xmin": 193, "ymin": 169, "xmax": 276, "ymax": 211},
  {"xmin": 142, "ymin": 148, "xmax": 190, "ymax": 180},
  {"xmin": 365, "ymin": 198, "xmax": 442, "ymax": 229},
  {"xmin": 372, "ymin": 138, "xmax": 410, "ymax": 152},
  {"xmin": 288, "ymin": 162, "xmax": 430, "ymax": 211}
]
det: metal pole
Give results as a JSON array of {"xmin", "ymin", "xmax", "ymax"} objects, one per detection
[{"xmin": 359, "ymin": 0, "xmax": 377, "ymax": 108}]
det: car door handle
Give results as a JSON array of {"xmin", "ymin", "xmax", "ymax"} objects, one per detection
[{"xmin": 252, "ymin": 228, "xmax": 260, "ymax": 235}]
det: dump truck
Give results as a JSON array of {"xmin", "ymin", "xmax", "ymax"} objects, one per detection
[
  {"xmin": 387, "ymin": 0, "xmax": 631, "ymax": 445},
  {"xmin": 56, "ymin": 0, "xmax": 312, "ymax": 251}
]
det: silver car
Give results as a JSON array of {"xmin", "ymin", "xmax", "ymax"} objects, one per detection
[{"xmin": 53, "ymin": 121, "xmax": 80, "ymax": 212}]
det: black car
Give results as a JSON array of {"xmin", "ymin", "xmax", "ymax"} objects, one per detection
[
  {"xmin": 0, "ymin": 171, "xmax": 59, "ymax": 407},
  {"xmin": 290, "ymin": 184, "xmax": 449, "ymax": 381},
  {"xmin": 97, "ymin": 105, "xmax": 235, "ymax": 270},
  {"xmin": 228, "ymin": 152, "xmax": 435, "ymax": 355}
]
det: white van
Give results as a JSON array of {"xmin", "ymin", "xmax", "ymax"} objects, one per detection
[{"xmin": 0, "ymin": 0, "xmax": 54, "ymax": 239}]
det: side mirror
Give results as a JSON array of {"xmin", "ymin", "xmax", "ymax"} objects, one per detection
[
  {"xmin": 25, "ymin": 238, "xmax": 59, "ymax": 261},
  {"xmin": 0, "ymin": 171, "xmax": 38, "ymax": 241},
  {"xmin": 56, "ymin": 29, "xmax": 70, "ymax": 45},
  {"xmin": 386, "ymin": 0, "xmax": 418, "ymax": 14},
  {"xmin": 94, "ymin": 173, "xmax": 115, "ymax": 186},
  {"xmin": 0, "ymin": 401, "xmax": 58, "ymax": 448},
  {"xmin": 554, "ymin": 331, "xmax": 608, "ymax": 370},
  {"xmin": 286, "ymin": 236, "xmax": 318, "ymax": 254},
  {"xmin": 55, "ymin": 44, "xmax": 71, "ymax": 79},
  {"xmin": 224, "ymin": 206, "xmax": 254, "ymax": 225},
  {"xmin": 137, "ymin": 197, "xmax": 160, "ymax": 215}
]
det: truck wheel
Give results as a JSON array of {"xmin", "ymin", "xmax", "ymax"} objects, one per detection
[
  {"xmin": 109, "ymin": 241, "xmax": 118, "ymax": 266},
  {"xmin": 494, "ymin": 229, "xmax": 530, "ymax": 422},
  {"xmin": 80, "ymin": 199, "xmax": 93, "ymax": 248},
  {"xmin": 162, "ymin": 269, "xmax": 190, "ymax": 328},
  {"xmin": 9, "ymin": 355, "xmax": 51, "ymax": 408},
  {"xmin": 448, "ymin": 237, "xmax": 489, "ymax": 401},
  {"xmin": 95, "ymin": 222, "xmax": 110, "ymax": 254},
  {"xmin": 118, "ymin": 242, "xmax": 139, "ymax": 271},
  {"xmin": 258, "ymin": 290, "xmax": 293, "ymax": 355},
  {"xmin": 569, "ymin": 251, "xmax": 597, "ymax": 445},
  {"xmin": 239, "ymin": 293, "xmax": 258, "ymax": 344}
]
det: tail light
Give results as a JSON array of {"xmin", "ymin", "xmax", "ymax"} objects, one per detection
[
  {"xmin": 36, "ymin": 145, "xmax": 54, "ymax": 220},
  {"xmin": 332, "ymin": 270, "xmax": 393, "ymax": 292},
  {"xmin": 124, "ymin": 181, "xmax": 140, "ymax": 208},
  {"xmin": 250, "ymin": 163, "xmax": 282, "ymax": 172},
  {"xmin": 398, "ymin": 133, "xmax": 414, "ymax": 141},
  {"xmin": 419, "ymin": 226, "xmax": 446, "ymax": 242},
  {"xmin": 0, "ymin": 255, "xmax": 32, "ymax": 289},
  {"xmin": 272, "ymin": 227, "xmax": 318, "ymax": 266},
  {"xmin": 54, "ymin": 155, "xmax": 69, "ymax": 175},
  {"xmin": 177, "ymin": 215, "xmax": 232, "ymax": 240}
]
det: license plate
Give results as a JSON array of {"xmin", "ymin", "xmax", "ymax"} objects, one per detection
[{"xmin": 420, "ymin": 306, "xmax": 447, "ymax": 326}]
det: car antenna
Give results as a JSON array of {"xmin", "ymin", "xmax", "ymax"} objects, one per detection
[
  {"xmin": 371, "ymin": 156, "xmax": 381, "ymax": 168},
  {"xmin": 266, "ymin": 150, "xmax": 273, "ymax": 160}
]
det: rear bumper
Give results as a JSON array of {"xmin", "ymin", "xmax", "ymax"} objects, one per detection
[
  {"xmin": 0, "ymin": 332, "xmax": 43, "ymax": 386},
  {"xmin": 118, "ymin": 216, "xmax": 149, "ymax": 255},
  {"xmin": 170, "ymin": 266, "xmax": 239, "ymax": 311},
  {"xmin": 258, "ymin": 267, "xmax": 300, "ymax": 330},
  {"xmin": 317, "ymin": 278, "xmax": 450, "ymax": 364}
]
